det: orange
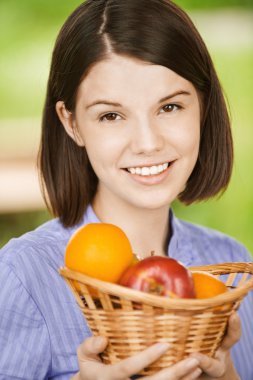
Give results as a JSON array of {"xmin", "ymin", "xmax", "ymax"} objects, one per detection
[
  {"xmin": 65, "ymin": 223, "xmax": 134, "ymax": 283},
  {"xmin": 191, "ymin": 271, "xmax": 227, "ymax": 299}
]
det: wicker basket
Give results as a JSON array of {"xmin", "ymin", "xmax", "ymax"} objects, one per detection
[{"xmin": 59, "ymin": 262, "xmax": 253, "ymax": 375}]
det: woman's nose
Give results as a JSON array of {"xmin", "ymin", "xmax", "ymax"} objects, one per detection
[{"xmin": 130, "ymin": 119, "xmax": 164, "ymax": 155}]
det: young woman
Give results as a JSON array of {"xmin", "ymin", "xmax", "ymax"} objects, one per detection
[{"xmin": 0, "ymin": 1, "xmax": 252, "ymax": 379}]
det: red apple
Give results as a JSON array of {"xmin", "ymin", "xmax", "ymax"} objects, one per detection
[{"xmin": 119, "ymin": 256, "xmax": 196, "ymax": 299}]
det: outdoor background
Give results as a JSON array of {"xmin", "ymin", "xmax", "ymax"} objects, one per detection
[{"xmin": 0, "ymin": 0, "xmax": 252, "ymax": 254}]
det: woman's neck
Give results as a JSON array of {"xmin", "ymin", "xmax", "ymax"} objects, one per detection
[{"xmin": 92, "ymin": 196, "xmax": 171, "ymax": 259}]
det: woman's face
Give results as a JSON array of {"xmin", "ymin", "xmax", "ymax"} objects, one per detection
[{"xmin": 61, "ymin": 54, "xmax": 201, "ymax": 212}]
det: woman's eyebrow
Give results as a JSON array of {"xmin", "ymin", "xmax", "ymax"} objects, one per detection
[
  {"xmin": 85, "ymin": 90, "xmax": 191, "ymax": 110},
  {"xmin": 85, "ymin": 100, "xmax": 122, "ymax": 110},
  {"xmin": 158, "ymin": 90, "xmax": 191, "ymax": 104}
]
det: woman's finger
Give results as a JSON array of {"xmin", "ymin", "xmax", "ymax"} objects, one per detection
[
  {"xmin": 77, "ymin": 336, "xmax": 108, "ymax": 362},
  {"xmin": 220, "ymin": 312, "xmax": 241, "ymax": 351},
  {"xmin": 110, "ymin": 343, "xmax": 170, "ymax": 379},
  {"xmin": 147, "ymin": 357, "xmax": 200, "ymax": 380},
  {"xmin": 189, "ymin": 353, "xmax": 225, "ymax": 378},
  {"xmin": 79, "ymin": 342, "xmax": 170, "ymax": 380},
  {"xmin": 77, "ymin": 336, "xmax": 109, "ymax": 379},
  {"xmin": 180, "ymin": 367, "xmax": 203, "ymax": 380}
]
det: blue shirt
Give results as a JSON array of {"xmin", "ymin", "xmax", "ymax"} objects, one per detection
[{"xmin": 0, "ymin": 205, "xmax": 252, "ymax": 379}]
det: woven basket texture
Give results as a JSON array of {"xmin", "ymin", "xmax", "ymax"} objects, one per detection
[{"xmin": 59, "ymin": 262, "xmax": 253, "ymax": 375}]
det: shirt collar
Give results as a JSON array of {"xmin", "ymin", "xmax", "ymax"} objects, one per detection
[
  {"xmin": 84, "ymin": 204, "xmax": 101, "ymax": 224},
  {"xmin": 169, "ymin": 208, "xmax": 194, "ymax": 267},
  {"xmin": 63, "ymin": 204, "xmax": 100, "ymax": 240}
]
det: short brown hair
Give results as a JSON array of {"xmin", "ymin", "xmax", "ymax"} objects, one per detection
[{"xmin": 39, "ymin": 0, "xmax": 233, "ymax": 226}]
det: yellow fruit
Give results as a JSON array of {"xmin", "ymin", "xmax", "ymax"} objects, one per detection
[
  {"xmin": 65, "ymin": 223, "xmax": 134, "ymax": 283},
  {"xmin": 192, "ymin": 271, "xmax": 227, "ymax": 299}
]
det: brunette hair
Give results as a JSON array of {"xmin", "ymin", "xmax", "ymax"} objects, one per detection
[{"xmin": 39, "ymin": 0, "xmax": 233, "ymax": 226}]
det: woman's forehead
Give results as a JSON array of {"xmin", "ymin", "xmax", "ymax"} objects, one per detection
[{"xmin": 77, "ymin": 54, "xmax": 196, "ymax": 105}]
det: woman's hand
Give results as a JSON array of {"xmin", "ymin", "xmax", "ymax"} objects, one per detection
[
  {"xmin": 73, "ymin": 336, "xmax": 201, "ymax": 380},
  {"xmin": 190, "ymin": 312, "xmax": 241, "ymax": 379},
  {"xmin": 72, "ymin": 312, "xmax": 240, "ymax": 380}
]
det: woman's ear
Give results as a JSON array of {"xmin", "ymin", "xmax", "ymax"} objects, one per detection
[{"xmin": 55, "ymin": 101, "xmax": 85, "ymax": 147}]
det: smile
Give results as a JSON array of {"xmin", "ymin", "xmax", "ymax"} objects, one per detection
[{"xmin": 126, "ymin": 162, "xmax": 170, "ymax": 176}]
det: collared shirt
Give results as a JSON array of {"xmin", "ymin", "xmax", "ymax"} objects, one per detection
[{"xmin": 0, "ymin": 205, "xmax": 252, "ymax": 379}]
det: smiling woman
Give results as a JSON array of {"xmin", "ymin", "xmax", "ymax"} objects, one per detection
[
  {"xmin": 41, "ymin": 0, "xmax": 232, "ymax": 228},
  {"xmin": 0, "ymin": 1, "xmax": 252, "ymax": 380}
]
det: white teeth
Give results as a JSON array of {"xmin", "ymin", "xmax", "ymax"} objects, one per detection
[
  {"xmin": 158, "ymin": 164, "xmax": 164, "ymax": 173},
  {"xmin": 150, "ymin": 166, "xmax": 158, "ymax": 175},
  {"xmin": 141, "ymin": 167, "xmax": 150, "ymax": 176},
  {"xmin": 127, "ymin": 162, "xmax": 169, "ymax": 176}
]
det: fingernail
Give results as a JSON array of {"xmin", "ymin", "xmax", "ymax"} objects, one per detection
[
  {"xmin": 154, "ymin": 342, "xmax": 170, "ymax": 353},
  {"xmin": 195, "ymin": 368, "xmax": 202, "ymax": 376},
  {"xmin": 185, "ymin": 358, "xmax": 199, "ymax": 369},
  {"xmin": 188, "ymin": 368, "xmax": 202, "ymax": 380},
  {"xmin": 230, "ymin": 312, "xmax": 238, "ymax": 321},
  {"xmin": 93, "ymin": 336, "xmax": 105, "ymax": 349}
]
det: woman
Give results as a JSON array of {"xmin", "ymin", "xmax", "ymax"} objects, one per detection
[{"xmin": 0, "ymin": 1, "xmax": 252, "ymax": 379}]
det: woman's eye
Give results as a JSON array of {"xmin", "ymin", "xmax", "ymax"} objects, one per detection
[
  {"xmin": 161, "ymin": 104, "xmax": 180, "ymax": 113},
  {"xmin": 99, "ymin": 112, "xmax": 120, "ymax": 122}
]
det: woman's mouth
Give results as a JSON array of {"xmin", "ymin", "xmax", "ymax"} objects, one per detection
[{"xmin": 125, "ymin": 162, "xmax": 171, "ymax": 176}]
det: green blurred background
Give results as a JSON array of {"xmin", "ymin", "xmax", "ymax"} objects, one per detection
[{"xmin": 0, "ymin": 0, "xmax": 253, "ymax": 254}]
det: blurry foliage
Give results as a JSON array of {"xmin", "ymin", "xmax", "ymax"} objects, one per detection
[
  {"xmin": 0, "ymin": 210, "xmax": 51, "ymax": 247},
  {"xmin": 0, "ymin": 0, "xmax": 81, "ymax": 119},
  {"xmin": 176, "ymin": 0, "xmax": 253, "ymax": 9}
]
